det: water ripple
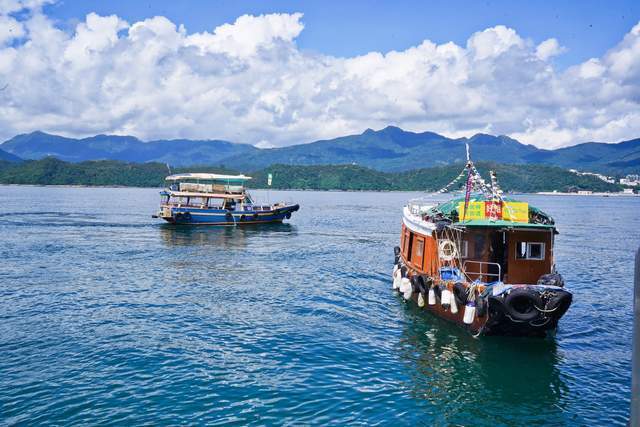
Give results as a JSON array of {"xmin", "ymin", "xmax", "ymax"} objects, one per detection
[{"xmin": 0, "ymin": 188, "xmax": 637, "ymax": 425}]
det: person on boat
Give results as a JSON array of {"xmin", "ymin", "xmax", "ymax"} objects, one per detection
[{"xmin": 224, "ymin": 199, "xmax": 236, "ymax": 211}]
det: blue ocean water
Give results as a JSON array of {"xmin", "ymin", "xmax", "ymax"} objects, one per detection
[{"xmin": 0, "ymin": 186, "xmax": 638, "ymax": 425}]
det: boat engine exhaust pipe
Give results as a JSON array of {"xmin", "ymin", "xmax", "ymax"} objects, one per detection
[{"xmin": 632, "ymin": 246, "xmax": 640, "ymax": 426}]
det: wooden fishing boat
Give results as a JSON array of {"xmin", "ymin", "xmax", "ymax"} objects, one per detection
[
  {"xmin": 153, "ymin": 173, "xmax": 299, "ymax": 225},
  {"xmin": 392, "ymin": 148, "xmax": 572, "ymax": 337}
]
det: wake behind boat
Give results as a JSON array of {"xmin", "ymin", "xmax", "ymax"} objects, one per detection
[
  {"xmin": 153, "ymin": 173, "xmax": 299, "ymax": 225},
  {"xmin": 392, "ymin": 146, "xmax": 572, "ymax": 337}
]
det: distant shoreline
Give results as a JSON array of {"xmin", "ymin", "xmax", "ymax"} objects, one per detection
[
  {"xmin": 1, "ymin": 183, "xmax": 638, "ymax": 197},
  {"xmin": 536, "ymin": 191, "xmax": 639, "ymax": 197}
]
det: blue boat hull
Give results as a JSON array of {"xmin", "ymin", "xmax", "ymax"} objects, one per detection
[{"xmin": 160, "ymin": 204, "xmax": 300, "ymax": 225}]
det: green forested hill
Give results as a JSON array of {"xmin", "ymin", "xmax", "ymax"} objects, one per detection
[
  {"xmin": 0, "ymin": 157, "xmax": 625, "ymax": 193},
  {"xmin": 0, "ymin": 158, "xmax": 170, "ymax": 187},
  {"xmin": 253, "ymin": 163, "xmax": 623, "ymax": 192}
]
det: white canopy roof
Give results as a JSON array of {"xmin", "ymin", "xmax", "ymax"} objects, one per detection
[{"xmin": 165, "ymin": 173, "xmax": 252, "ymax": 181}]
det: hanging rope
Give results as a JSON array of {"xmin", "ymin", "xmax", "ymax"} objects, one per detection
[
  {"xmin": 433, "ymin": 144, "xmax": 518, "ymax": 223},
  {"xmin": 435, "ymin": 168, "xmax": 468, "ymax": 193}
]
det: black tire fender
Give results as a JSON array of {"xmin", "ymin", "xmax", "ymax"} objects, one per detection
[
  {"xmin": 411, "ymin": 275, "xmax": 424, "ymax": 295},
  {"xmin": 504, "ymin": 288, "xmax": 544, "ymax": 322},
  {"xmin": 453, "ymin": 282, "xmax": 468, "ymax": 306},
  {"xmin": 433, "ymin": 284, "xmax": 442, "ymax": 304},
  {"xmin": 546, "ymin": 291, "xmax": 573, "ymax": 318},
  {"xmin": 475, "ymin": 295, "xmax": 488, "ymax": 317},
  {"xmin": 537, "ymin": 273, "xmax": 565, "ymax": 288}
]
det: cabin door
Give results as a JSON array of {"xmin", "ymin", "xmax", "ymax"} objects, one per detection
[{"xmin": 490, "ymin": 231, "xmax": 508, "ymax": 281}]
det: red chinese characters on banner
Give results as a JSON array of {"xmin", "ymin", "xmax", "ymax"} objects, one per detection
[{"xmin": 484, "ymin": 201, "xmax": 503, "ymax": 219}]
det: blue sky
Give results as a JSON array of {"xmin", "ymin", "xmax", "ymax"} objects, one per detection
[
  {"xmin": 1, "ymin": 0, "xmax": 639, "ymax": 148},
  {"xmin": 45, "ymin": 0, "xmax": 639, "ymax": 68}
]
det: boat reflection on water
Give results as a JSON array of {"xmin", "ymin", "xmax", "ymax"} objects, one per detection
[
  {"xmin": 158, "ymin": 222, "xmax": 296, "ymax": 248},
  {"xmin": 397, "ymin": 303, "xmax": 570, "ymax": 425}
]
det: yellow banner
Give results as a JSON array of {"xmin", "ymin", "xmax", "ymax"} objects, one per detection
[
  {"xmin": 458, "ymin": 201, "xmax": 485, "ymax": 220},
  {"xmin": 502, "ymin": 202, "xmax": 529, "ymax": 222},
  {"xmin": 458, "ymin": 201, "xmax": 529, "ymax": 223}
]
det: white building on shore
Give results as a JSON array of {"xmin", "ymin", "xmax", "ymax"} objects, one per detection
[
  {"xmin": 620, "ymin": 174, "xmax": 640, "ymax": 186},
  {"xmin": 569, "ymin": 169, "xmax": 616, "ymax": 183}
]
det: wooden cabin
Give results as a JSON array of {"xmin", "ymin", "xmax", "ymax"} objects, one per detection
[{"xmin": 400, "ymin": 198, "xmax": 556, "ymax": 285}]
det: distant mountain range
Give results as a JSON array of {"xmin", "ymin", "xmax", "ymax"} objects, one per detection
[
  {"xmin": 1, "ymin": 131, "xmax": 257, "ymax": 166},
  {"xmin": 2, "ymin": 127, "xmax": 639, "ymax": 174},
  {"xmin": 0, "ymin": 147, "xmax": 21, "ymax": 162}
]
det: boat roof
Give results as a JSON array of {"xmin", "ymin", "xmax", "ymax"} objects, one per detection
[
  {"xmin": 165, "ymin": 173, "xmax": 252, "ymax": 182},
  {"xmin": 428, "ymin": 194, "xmax": 555, "ymax": 229}
]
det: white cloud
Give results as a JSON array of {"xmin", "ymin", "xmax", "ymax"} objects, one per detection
[
  {"xmin": 0, "ymin": 5, "xmax": 639, "ymax": 149},
  {"xmin": 0, "ymin": 0, "xmax": 52, "ymax": 15},
  {"xmin": 467, "ymin": 25, "xmax": 524, "ymax": 60},
  {"xmin": 535, "ymin": 38, "xmax": 565, "ymax": 61}
]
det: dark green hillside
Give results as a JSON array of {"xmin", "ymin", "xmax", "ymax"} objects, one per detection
[
  {"xmin": 0, "ymin": 157, "xmax": 169, "ymax": 187},
  {"xmin": 0, "ymin": 157, "xmax": 626, "ymax": 193},
  {"xmin": 248, "ymin": 164, "xmax": 391, "ymax": 191},
  {"xmin": 251, "ymin": 162, "xmax": 623, "ymax": 193}
]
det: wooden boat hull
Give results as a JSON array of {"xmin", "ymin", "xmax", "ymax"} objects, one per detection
[
  {"xmin": 398, "ymin": 281, "xmax": 571, "ymax": 337},
  {"xmin": 159, "ymin": 204, "xmax": 300, "ymax": 226},
  {"xmin": 394, "ymin": 227, "xmax": 573, "ymax": 337}
]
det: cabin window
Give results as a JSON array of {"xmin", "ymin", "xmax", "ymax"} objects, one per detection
[
  {"xmin": 460, "ymin": 240, "xmax": 468, "ymax": 258},
  {"xmin": 407, "ymin": 233, "xmax": 414, "ymax": 261},
  {"xmin": 416, "ymin": 239, "xmax": 424, "ymax": 257},
  {"xmin": 516, "ymin": 242, "xmax": 545, "ymax": 260},
  {"xmin": 403, "ymin": 230, "xmax": 410, "ymax": 255}
]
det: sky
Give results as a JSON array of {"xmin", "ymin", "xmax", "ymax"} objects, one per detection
[{"xmin": 0, "ymin": 0, "xmax": 639, "ymax": 148}]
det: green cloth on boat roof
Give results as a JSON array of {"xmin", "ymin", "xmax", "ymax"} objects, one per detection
[
  {"xmin": 454, "ymin": 219, "xmax": 554, "ymax": 228},
  {"xmin": 428, "ymin": 193, "xmax": 554, "ymax": 227},
  {"xmin": 430, "ymin": 194, "xmax": 546, "ymax": 214}
]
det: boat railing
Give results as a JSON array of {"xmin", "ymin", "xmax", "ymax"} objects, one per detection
[
  {"xmin": 161, "ymin": 202, "xmax": 276, "ymax": 211},
  {"xmin": 177, "ymin": 182, "xmax": 245, "ymax": 193},
  {"xmin": 463, "ymin": 260, "xmax": 502, "ymax": 283},
  {"xmin": 163, "ymin": 202, "xmax": 224, "ymax": 209},
  {"xmin": 407, "ymin": 200, "xmax": 434, "ymax": 217}
]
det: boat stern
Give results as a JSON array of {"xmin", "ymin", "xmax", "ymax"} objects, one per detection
[{"xmin": 482, "ymin": 284, "xmax": 573, "ymax": 337}]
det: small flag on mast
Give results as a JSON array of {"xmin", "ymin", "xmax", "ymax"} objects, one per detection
[{"xmin": 267, "ymin": 173, "xmax": 273, "ymax": 186}]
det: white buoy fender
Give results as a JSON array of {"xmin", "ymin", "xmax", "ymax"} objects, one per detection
[
  {"xmin": 418, "ymin": 292, "xmax": 425, "ymax": 307},
  {"xmin": 428, "ymin": 288, "xmax": 436, "ymax": 305},
  {"xmin": 392, "ymin": 270, "xmax": 401, "ymax": 290},
  {"xmin": 393, "ymin": 264, "xmax": 399, "ymax": 276},
  {"xmin": 463, "ymin": 302, "xmax": 476, "ymax": 324},
  {"xmin": 450, "ymin": 294, "xmax": 458, "ymax": 314},
  {"xmin": 441, "ymin": 289, "xmax": 451, "ymax": 307},
  {"xmin": 400, "ymin": 277, "xmax": 411, "ymax": 293},
  {"xmin": 403, "ymin": 286, "xmax": 412, "ymax": 300}
]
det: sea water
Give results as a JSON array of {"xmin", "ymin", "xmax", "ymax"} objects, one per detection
[{"xmin": 0, "ymin": 186, "xmax": 637, "ymax": 425}]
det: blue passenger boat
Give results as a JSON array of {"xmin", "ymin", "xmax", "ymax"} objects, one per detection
[{"xmin": 153, "ymin": 173, "xmax": 299, "ymax": 225}]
